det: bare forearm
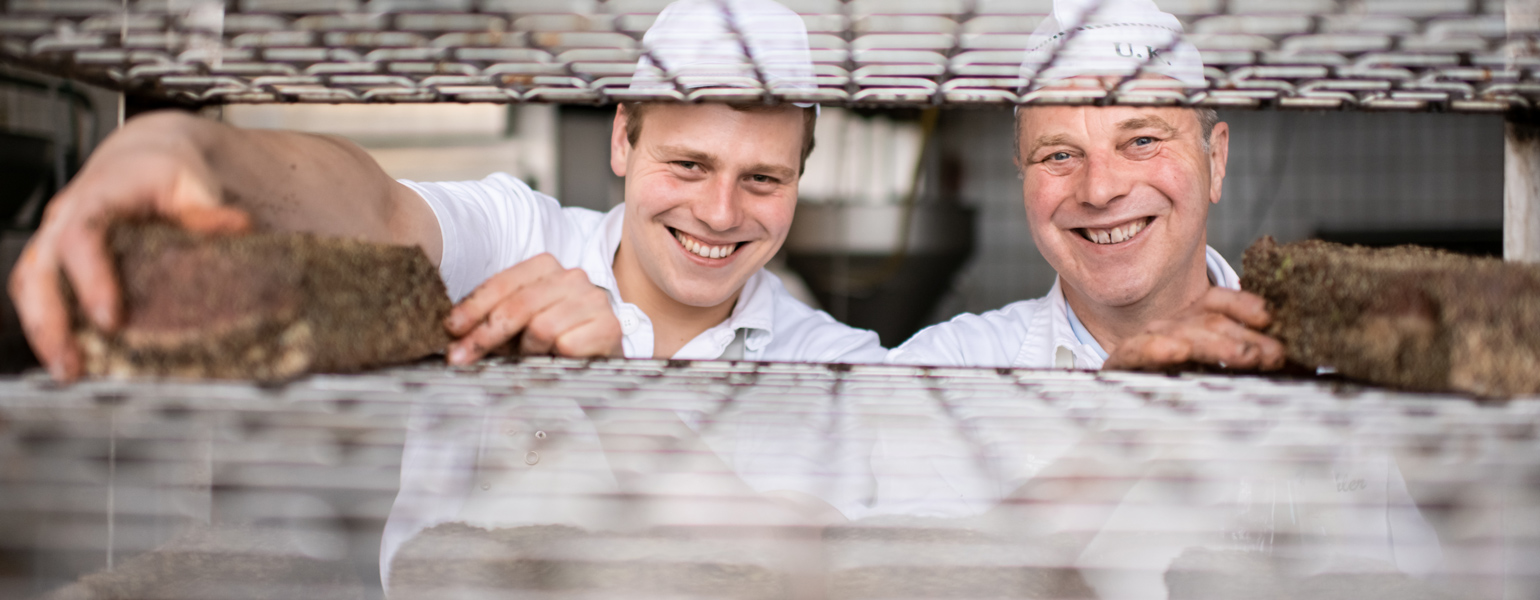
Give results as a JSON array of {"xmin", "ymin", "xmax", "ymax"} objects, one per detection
[{"xmin": 126, "ymin": 110, "xmax": 441, "ymax": 260}]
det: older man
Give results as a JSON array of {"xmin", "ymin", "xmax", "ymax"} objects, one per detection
[
  {"xmin": 10, "ymin": 0, "xmax": 884, "ymax": 381},
  {"xmin": 889, "ymin": 0, "xmax": 1284, "ymax": 372}
]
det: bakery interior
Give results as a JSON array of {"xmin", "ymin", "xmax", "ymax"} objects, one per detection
[{"xmin": 0, "ymin": 0, "xmax": 1534, "ymax": 599}]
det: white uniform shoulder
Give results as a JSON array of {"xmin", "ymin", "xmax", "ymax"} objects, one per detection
[
  {"xmin": 757, "ymin": 271, "xmax": 886, "ymax": 364},
  {"xmin": 886, "ymin": 296, "xmax": 1053, "ymax": 368},
  {"xmin": 399, "ymin": 172, "xmax": 605, "ymax": 301}
]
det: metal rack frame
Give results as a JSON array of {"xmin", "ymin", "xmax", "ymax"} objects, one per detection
[{"xmin": 0, "ymin": 1, "xmax": 1526, "ymax": 111}]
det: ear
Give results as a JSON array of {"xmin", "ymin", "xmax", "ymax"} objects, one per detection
[
  {"xmin": 1206, "ymin": 121, "xmax": 1229, "ymax": 205},
  {"xmin": 610, "ymin": 105, "xmax": 631, "ymax": 178}
]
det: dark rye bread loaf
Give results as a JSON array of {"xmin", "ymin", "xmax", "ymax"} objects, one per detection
[
  {"xmin": 1241, "ymin": 236, "xmax": 1540, "ymax": 397},
  {"xmin": 69, "ymin": 222, "xmax": 451, "ymax": 381}
]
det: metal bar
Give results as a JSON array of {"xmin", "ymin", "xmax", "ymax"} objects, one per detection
[{"xmin": 1507, "ymin": 0, "xmax": 1540, "ymax": 262}]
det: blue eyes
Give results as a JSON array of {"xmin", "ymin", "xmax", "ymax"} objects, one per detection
[
  {"xmin": 1042, "ymin": 137, "xmax": 1157, "ymax": 164},
  {"xmin": 673, "ymin": 161, "xmax": 776, "ymax": 185}
]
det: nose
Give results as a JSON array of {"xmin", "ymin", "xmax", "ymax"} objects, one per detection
[
  {"xmin": 693, "ymin": 173, "xmax": 745, "ymax": 232},
  {"xmin": 1080, "ymin": 151, "xmax": 1134, "ymax": 210}
]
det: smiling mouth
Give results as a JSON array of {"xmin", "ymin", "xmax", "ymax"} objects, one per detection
[
  {"xmin": 671, "ymin": 227, "xmax": 745, "ymax": 260},
  {"xmin": 1077, "ymin": 217, "xmax": 1153, "ymax": 245}
]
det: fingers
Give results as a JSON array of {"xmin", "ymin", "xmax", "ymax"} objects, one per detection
[
  {"xmin": 171, "ymin": 204, "xmax": 252, "ymax": 235},
  {"xmin": 163, "ymin": 168, "xmax": 251, "ymax": 234},
  {"xmin": 1177, "ymin": 314, "xmax": 1284, "ymax": 370},
  {"xmin": 9, "ymin": 244, "xmax": 80, "ymax": 380},
  {"xmin": 54, "ymin": 216, "xmax": 120, "ymax": 332},
  {"xmin": 446, "ymin": 259, "xmax": 617, "ymax": 364},
  {"xmin": 1103, "ymin": 333, "xmax": 1192, "ymax": 370},
  {"xmin": 444, "ymin": 254, "xmax": 562, "ymax": 337},
  {"xmin": 520, "ymin": 287, "xmax": 622, "ymax": 358},
  {"xmin": 1198, "ymin": 288, "xmax": 1272, "ymax": 330},
  {"xmin": 1104, "ymin": 312, "xmax": 1286, "ymax": 372},
  {"xmin": 447, "ymin": 286, "xmax": 548, "ymax": 364}
]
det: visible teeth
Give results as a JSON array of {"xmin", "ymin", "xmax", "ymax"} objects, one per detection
[
  {"xmin": 674, "ymin": 229, "xmax": 738, "ymax": 259},
  {"xmin": 1082, "ymin": 218, "xmax": 1148, "ymax": 245}
]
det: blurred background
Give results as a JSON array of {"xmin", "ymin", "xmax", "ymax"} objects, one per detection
[{"xmin": 0, "ymin": 62, "xmax": 1504, "ymax": 356}]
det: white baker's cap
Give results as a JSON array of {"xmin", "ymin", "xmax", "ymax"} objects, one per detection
[
  {"xmin": 629, "ymin": 0, "xmax": 817, "ymax": 109},
  {"xmin": 1019, "ymin": 0, "xmax": 1205, "ymax": 90}
]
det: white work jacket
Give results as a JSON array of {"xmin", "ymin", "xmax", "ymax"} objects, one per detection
[
  {"xmin": 403, "ymin": 172, "xmax": 886, "ymax": 364},
  {"xmin": 886, "ymin": 246, "xmax": 1240, "ymax": 369}
]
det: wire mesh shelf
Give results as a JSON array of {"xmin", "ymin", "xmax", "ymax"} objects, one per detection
[
  {"xmin": 0, "ymin": 357, "xmax": 1535, "ymax": 598},
  {"xmin": 0, "ymin": 0, "xmax": 1530, "ymax": 111}
]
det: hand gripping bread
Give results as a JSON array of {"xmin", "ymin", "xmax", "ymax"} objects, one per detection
[{"xmin": 69, "ymin": 222, "xmax": 452, "ymax": 381}]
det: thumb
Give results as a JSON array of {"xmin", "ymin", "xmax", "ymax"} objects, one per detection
[
  {"xmin": 162, "ymin": 170, "xmax": 251, "ymax": 234},
  {"xmin": 171, "ymin": 204, "xmax": 252, "ymax": 235}
]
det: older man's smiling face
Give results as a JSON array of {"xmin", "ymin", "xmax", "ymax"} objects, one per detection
[{"xmin": 1017, "ymin": 105, "xmax": 1228, "ymax": 310}]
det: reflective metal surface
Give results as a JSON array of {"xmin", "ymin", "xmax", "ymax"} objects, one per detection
[{"xmin": 0, "ymin": 357, "xmax": 1535, "ymax": 599}]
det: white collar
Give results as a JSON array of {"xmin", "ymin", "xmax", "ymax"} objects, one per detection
[
  {"xmin": 579, "ymin": 204, "xmax": 778, "ymax": 355},
  {"xmin": 1015, "ymin": 277, "xmax": 1101, "ymax": 369},
  {"xmin": 1021, "ymin": 245, "xmax": 1239, "ymax": 370},
  {"xmin": 577, "ymin": 205, "xmax": 627, "ymax": 296}
]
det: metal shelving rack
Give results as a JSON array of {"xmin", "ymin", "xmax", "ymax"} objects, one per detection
[
  {"xmin": 0, "ymin": 357, "xmax": 1535, "ymax": 598},
  {"xmin": 0, "ymin": 0, "xmax": 1527, "ymax": 111},
  {"xmin": 1, "ymin": 2, "xmax": 1538, "ymax": 599}
]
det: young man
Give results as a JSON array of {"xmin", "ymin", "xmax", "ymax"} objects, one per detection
[
  {"xmin": 887, "ymin": 0, "xmax": 1285, "ymax": 372},
  {"xmin": 10, "ymin": 0, "xmax": 884, "ymax": 381}
]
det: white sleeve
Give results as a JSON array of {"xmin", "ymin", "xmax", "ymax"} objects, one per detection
[
  {"xmin": 819, "ymin": 329, "xmax": 887, "ymax": 364},
  {"xmin": 886, "ymin": 311, "xmax": 1022, "ymax": 368},
  {"xmin": 398, "ymin": 173, "xmax": 572, "ymax": 302},
  {"xmin": 884, "ymin": 321, "xmax": 972, "ymax": 367}
]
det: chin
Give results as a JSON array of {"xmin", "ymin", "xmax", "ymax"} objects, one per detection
[
  {"xmin": 1069, "ymin": 275, "xmax": 1153, "ymax": 309},
  {"xmin": 663, "ymin": 280, "xmax": 740, "ymax": 309}
]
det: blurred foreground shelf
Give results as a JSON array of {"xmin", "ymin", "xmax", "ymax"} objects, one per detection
[{"xmin": 0, "ymin": 357, "xmax": 1535, "ymax": 599}]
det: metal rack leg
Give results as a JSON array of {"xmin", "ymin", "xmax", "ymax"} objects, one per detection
[
  {"xmin": 1508, "ymin": 114, "xmax": 1540, "ymax": 262},
  {"xmin": 1508, "ymin": 0, "xmax": 1540, "ymax": 263}
]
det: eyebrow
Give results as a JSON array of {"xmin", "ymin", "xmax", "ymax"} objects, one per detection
[
  {"xmin": 744, "ymin": 162, "xmax": 797, "ymax": 181},
  {"xmin": 1026, "ymin": 115, "xmax": 1182, "ymax": 158},
  {"xmin": 1026, "ymin": 133, "xmax": 1075, "ymax": 158},
  {"xmin": 655, "ymin": 144, "xmax": 715, "ymax": 165},
  {"xmin": 1117, "ymin": 115, "xmax": 1179, "ymax": 136},
  {"xmin": 655, "ymin": 144, "xmax": 796, "ymax": 181}
]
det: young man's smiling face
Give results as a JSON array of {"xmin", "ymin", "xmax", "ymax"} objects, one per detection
[
  {"xmin": 1017, "ymin": 105, "xmax": 1229, "ymax": 310},
  {"xmin": 609, "ymin": 102, "xmax": 805, "ymax": 312}
]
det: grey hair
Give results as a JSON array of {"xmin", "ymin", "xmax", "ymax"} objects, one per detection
[{"xmin": 1194, "ymin": 107, "xmax": 1219, "ymax": 152}]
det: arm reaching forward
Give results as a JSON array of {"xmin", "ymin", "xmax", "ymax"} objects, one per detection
[{"xmin": 10, "ymin": 110, "xmax": 440, "ymax": 380}]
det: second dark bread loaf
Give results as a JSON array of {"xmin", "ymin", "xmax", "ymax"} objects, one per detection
[{"xmin": 1241, "ymin": 236, "xmax": 1540, "ymax": 398}]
